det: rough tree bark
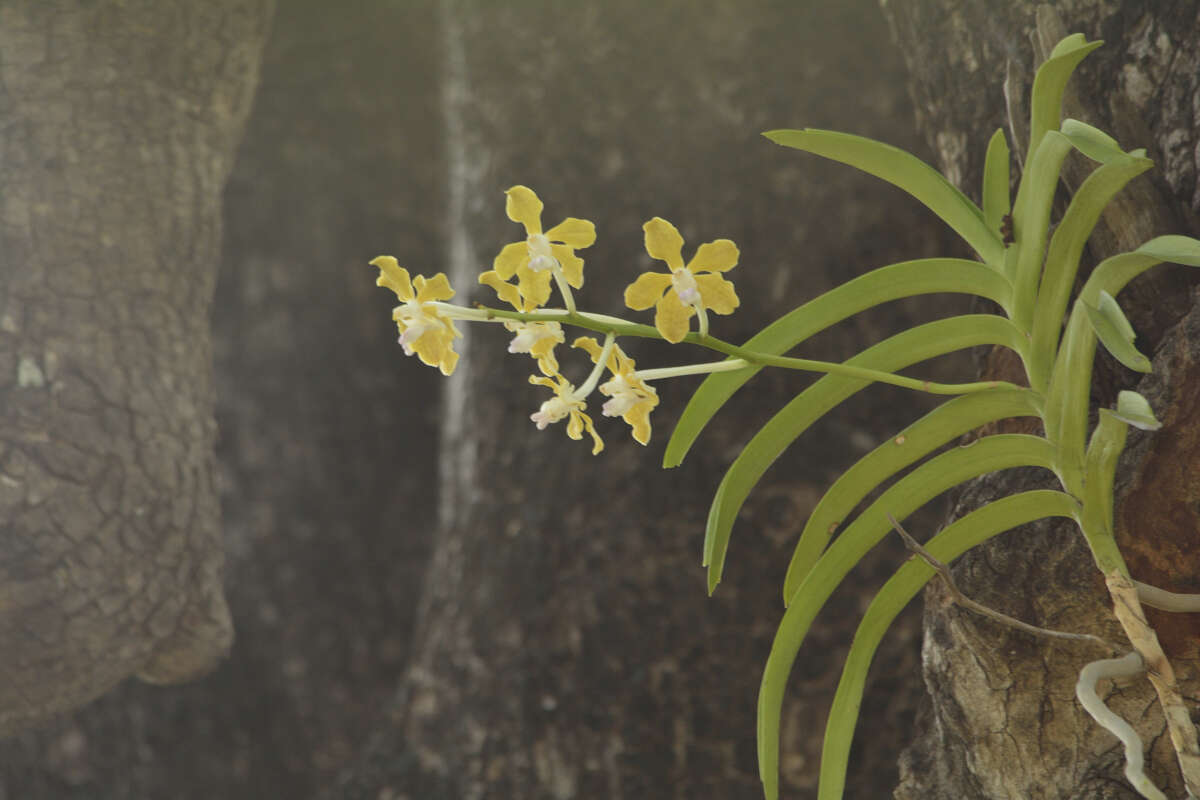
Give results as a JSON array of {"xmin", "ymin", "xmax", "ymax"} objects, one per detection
[
  {"xmin": 881, "ymin": 2, "xmax": 1200, "ymax": 798},
  {"xmin": 0, "ymin": 0, "xmax": 273, "ymax": 736},
  {"xmin": 1, "ymin": 2, "xmax": 443, "ymax": 797}
]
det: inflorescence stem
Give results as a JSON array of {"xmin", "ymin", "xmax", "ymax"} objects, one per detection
[
  {"xmin": 578, "ymin": 333, "xmax": 615, "ymax": 396},
  {"xmin": 453, "ymin": 303, "xmax": 1017, "ymax": 395}
]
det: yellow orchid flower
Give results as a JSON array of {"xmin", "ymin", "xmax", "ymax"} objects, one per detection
[
  {"xmin": 483, "ymin": 185, "xmax": 596, "ymax": 310},
  {"xmin": 504, "ymin": 319, "xmax": 564, "ymax": 376},
  {"xmin": 573, "ymin": 336, "xmax": 659, "ymax": 445},
  {"xmin": 624, "ymin": 216, "xmax": 740, "ymax": 343},
  {"xmin": 528, "ymin": 372, "xmax": 604, "ymax": 455},
  {"xmin": 370, "ymin": 255, "xmax": 461, "ymax": 376},
  {"xmin": 479, "ymin": 269, "xmax": 565, "ymax": 375}
]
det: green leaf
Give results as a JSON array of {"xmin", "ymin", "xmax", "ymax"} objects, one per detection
[
  {"xmin": 764, "ymin": 128, "xmax": 1005, "ymax": 266},
  {"xmin": 1060, "ymin": 118, "xmax": 1133, "ymax": 163},
  {"xmin": 1083, "ymin": 290, "xmax": 1152, "ymax": 372},
  {"xmin": 664, "ymin": 259, "xmax": 1013, "ymax": 468},
  {"xmin": 782, "ymin": 388, "xmax": 1042, "ymax": 603},
  {"xmin": 1008, "ymin": 131, "xmax": 1073, "ymax": 326},
  {"xmin": 1028, "ymin": 36, "xmax": 1103, "ymax": 160},
  {"xmin": 702, "ymin": 315, "xmax": 1027, "ymax": 593},
  {"xmin": 1049, "ymin": 236, "xmax": 1200, "ymax": 483},
  {"xmin": 1113, "ymin": 390, "xmax": 1161, "ymax": 431},
  {"xmin": 982, "ymin": 128, "xmax": 1011, "ymax": 234},
  {"xmin": 813, "ymin": 490, "xmax": 1081, "ymax": 800},
  {"xmin": 1043, "ymin": 306, "xmax": 1095, "ymax": 496},
  {"xmin": 1027, "ymin": 153, "xmax": 1153, "ymax": 389},
  {"xmin": 756, "ymin": 435, "xmax": 1059, "ymax": 800},
  {"xmin": 1080, "ymin": 409, "xmax": 1132, "ymax": 575},
  {"xmin": 1085, "ymin": 235, "xmax": 1200, "ymax": 302}
]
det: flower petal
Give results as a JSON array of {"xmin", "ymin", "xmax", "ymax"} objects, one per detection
[
  {"xmin": 516, "ymin": 264, "xmax": 554, "ymax": 308},
  {"xmin": 689, "ymin": 239, "xmax": 739, "ymax": 273},
  {"xmin": 370, "ymin": 256, "xmax": 414, "ymax": 301},
  {"xmin": 572, "ymin": 335, "xmax": 603, "ymax": 360},
  {"xmin": 413, "ymin": 272, "xmax": 455, "ymax": 303},
  {"xmin": 479, "ymin": 270, "xmax": 525, "ymax": 310},
  {"xmin": 410, "ymin": 325, "xmax": 460, "ymax": 376},
  {"xmin": 505, "ymin": 185, "xmax": 544, "ymax": 234},
  {"xmin": 654, "ymin": 288, "xmax": 694, "ymax": 343},
  {"xmin": 546, "ymin": 217, "xmax": 596, "ymax": 248},
  {"xmin": 438, "ymin": 348, "xmax": 459, "ymax": 375},
  {"xmin": 530, "ymin": 339, "xmax": 561, "ymax": 376},
  {"xmin": 642, "ymin": 217, "xmax": 685, "ymax": 270},
  {"xmin": 566, "ymin": 410, "xmax": 604, "ymax": 455},
  {"xmin": 696, "ymin": 274, "xmax": 740, "ymax": 315},
  {"xmin": 493, "ymin": 241, "xmax": 528, "ymax": 279},
  {"xmin": 613, "ymin": 346, "xmax": 636, "ymax": 374},
  {"xmin": 624, "ymin": 402, "xmax": 654, "ymax": 445},
  {"xmin": 552, "ymin": 244, "xmax": 585, "ymax": 289},
  {"xmin": 572, "ymin": 335, "xmax": 618, "ymax": 373},
  {"xmin": 624, "ymin": 271, "xmax": 672, "ymax": 311}
]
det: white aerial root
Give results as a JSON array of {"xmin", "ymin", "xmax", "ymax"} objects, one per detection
[
  {"xmin": 1135, "ymin": 581, "xmax": 1200, "ymax": 614},
  {"xmin": 1076, "ymin": 651, "xmax": 1169, "ymax": 800}
]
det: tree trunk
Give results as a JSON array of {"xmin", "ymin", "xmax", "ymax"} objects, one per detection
[
  {"xmin": 0, "ymin": 2, "xmax": 446, "ymax": 797},
  {"xmin": 882, "ymin": 2, "xmax": 1200, "ymax": 797},
  {"xmin": 0, "ymin": 0, "xmax": 272, "ymax": 736}
]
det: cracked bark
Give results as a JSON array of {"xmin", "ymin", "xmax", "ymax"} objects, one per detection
[
  {"xmin": 883, "ymin": 2, "xmax": 1200, "ymax": 798},
  {"xmin": 0, "ymin": 1, "xmax": 273, "ymax": 734}
]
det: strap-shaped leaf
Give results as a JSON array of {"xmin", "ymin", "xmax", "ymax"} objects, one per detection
[
  {"xmin": 1043, "ymin": 306, "xmax": 1094, "ymax": 495},
  {"xmin": 812, "ymin": 490, "xmax": 1082, "ymax": 800},
  {"xmin": 1028, "ymin": 152, "xmax": 1153, "ymax": 388},
  {"xmin": 1083, "ymin": 291, "xmax": 1151, "ymax": 372},
  {"xmin": 1008, "ymin": 130, "xmax": 1073, "ymax": 326},
  {"xmin": 982, "ymin": 128, "xmax": 1011, "ymax": 234},
  {"xmin": 702, "ymin": 315, "xmax": 1027, "ymax": 592},
  {"xmin": 782, "ymin": 388, "xmax": 1042, "ymax": 603},
  {"xmin": 756, "ymin": 435, "xmax": 1059, "ymax": 800},
  {"xmin": 1084, "ymin": 235, "xmax": 1200, "ymax": 302},
  {"xmin": 1027, "ymin": 35, "xmax": 1102, "ymax": 160},
  {"xmin": 1061, "ymin": 118, "xmax": 1144, "ymax": 164},
  {"xmin": 764, "ymin": 129, "xmax": 1005, "ymax": 267},
  {"xmin": 664, "ymin": 259, "xmax": 1013, "ymax": 468},
  {"xmin": 1080, "ymin": 409, "xmax": 1132, "ymax": 576}
]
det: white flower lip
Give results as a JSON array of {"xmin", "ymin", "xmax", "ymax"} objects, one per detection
[
  {"xmin": 526, "ymin": 233, "xmax": 558, "ymax": 272},
  {"xmin": 670, "ymin": 267, "xmax": 701, "ymax": 305}
]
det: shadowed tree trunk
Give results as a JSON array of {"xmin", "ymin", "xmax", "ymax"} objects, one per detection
[
  {"xmin": 0, "ymin": 0, "xmax": 272, "ymax": 735},
  {"xmin": 881, "ymin": 2, "xmax": 1200, "ymax": 798},
  {"xmin": 1, "ymin": 2, "xmax": 443, "ymax": 797}
]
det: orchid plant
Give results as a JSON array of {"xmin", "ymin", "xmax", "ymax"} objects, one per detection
[{"xmin": 371, "ymin": 34, "xmax": 1200, "ymax": 800}]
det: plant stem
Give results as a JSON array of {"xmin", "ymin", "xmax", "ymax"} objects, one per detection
[
  {"xmin": 633, "ymin": 359, "xmax": 752, "ymax": 381},
  {"xmin": 576, "ymin": 333, "xmax": 614, "ymax": 396},
  {"xmin": 477, "ymin": 306, "xmax": 1018, "ymax": 396}
]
